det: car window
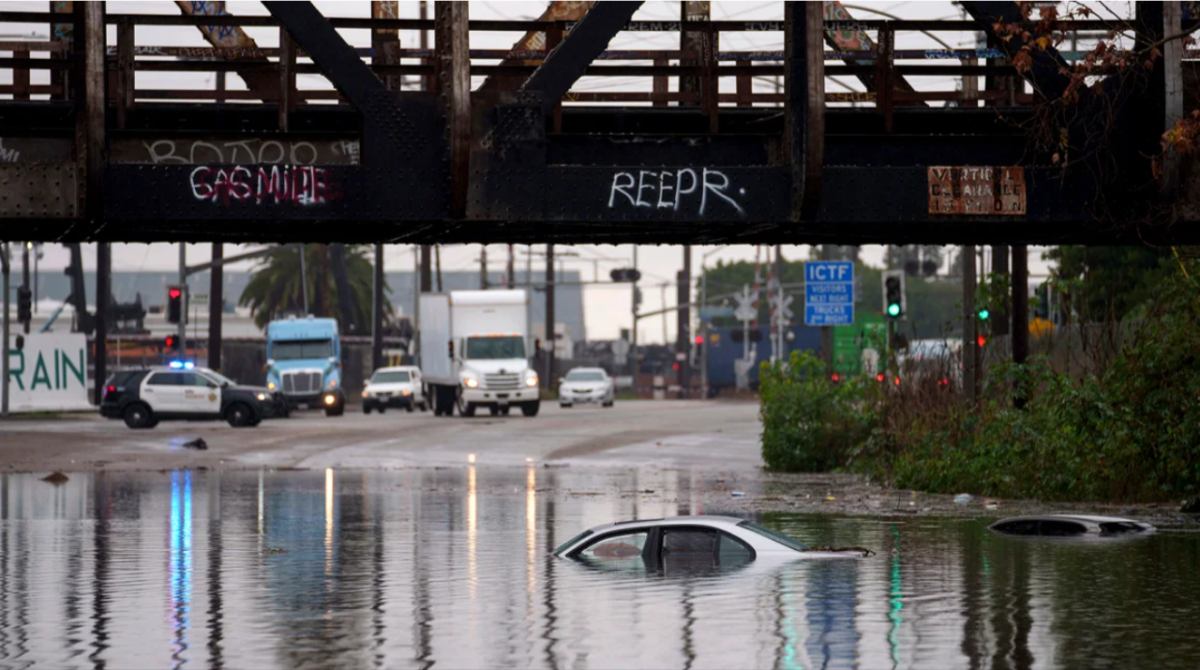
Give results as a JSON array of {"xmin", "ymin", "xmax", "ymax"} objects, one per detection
[
  {"xmin": 565, "ymin": 371, "xmax": 606, "ymax": 382},
  {"xmin": 662, "ymin": 529, "xmax": 716, "ymax": 554},
  {"xmin": 578, "ymin": 532, "xmax": 648, "ymax": 561},
  {"xmin": 201, "ymin": 370, "xmax": 236, "ymax": 386},
  {"xmin": 738, "ymin": 521, "xmax": 810, "ymax": 551},
  {"xmin": 718, "ymin": 532, "xmax": 754, "ymax": 566},
  {"xmin": 182, "ymin": 372, "xmax": 215, "ymax": 387},
  {"xmin": 372, "ymin": 371, "xmax": 411, "ymax": 383},
  {"xmin": 146, "ymin": 372, "xmax": 180, "ymax": 386}
]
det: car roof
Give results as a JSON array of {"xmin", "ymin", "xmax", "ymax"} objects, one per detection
[
  {"xmin": 583, "ymin": 515, "xmax": 746, "ymax": 535},
  {"xmin": 373, "ymin": 366, "xmax": 418, "ymax": 372},
  {"xmin": 567, "ymin": 367, "xmax": 608, "ymax": 374}
]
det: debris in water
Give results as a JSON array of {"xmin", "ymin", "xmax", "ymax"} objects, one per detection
[
  {"xmin": 954, "ymin": 493, "xmax": 973, "ymax": 504},
  {"xmin": 183, "ymin": 438, "xmax": 208, "ymax": 450},
  {"xmin": 825, "ymin": 495, "xmax": 836, "ymax": 501},
  {"xmin": 731, "ymin": 491, "xmax": 746, "ymax": 498},
  {"xmin": 266, "ymin": 547, "xmax": 288, "ymax": 555},
  {"xmin": 1181, "ymin": 497, "xmax": 1200, "ymax": 514},
  {"xmin": 983, "ymin": 499, "xmax": 999, "ymax": 510},
  {"xmin": 41, "ymin": 472, "xmax": 69, "ymax": 484}
]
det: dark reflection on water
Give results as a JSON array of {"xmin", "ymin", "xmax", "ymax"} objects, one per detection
[{"xmin": 1, "ymin": 468, "xmax": 1198, "ymax": 669}]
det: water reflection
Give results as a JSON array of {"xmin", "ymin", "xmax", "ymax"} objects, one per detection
[{"xmin": 0, "ymin": 469, "xmax": 1197, "ymax": 669}]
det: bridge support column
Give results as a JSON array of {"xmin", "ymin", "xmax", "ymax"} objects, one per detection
[{"xmin": 78, "ymin": 1, "xmax": 107, "ymax": 404}]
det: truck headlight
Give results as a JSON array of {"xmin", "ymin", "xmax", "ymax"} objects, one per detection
[
  {"xmin": 463, "ymin": 377, "xmax": 479, "ymax": 389},
  {"xmin": 267, "ymin": 381, "xmax": 276, "ymax": 390},
  {"xmin": 524, "ymin": 373, "xmax": 538, "ymax": 387},
  {"xmin": 402, "ymin": 390, "xmax": 411, "ymax": 396},
  {"xmin": 257, "ymin": 393, "xmax": 267, "ymax": 401},
  {"xmin": 362, "ymin": 390, "xmax": 370, "ymax": 399}
]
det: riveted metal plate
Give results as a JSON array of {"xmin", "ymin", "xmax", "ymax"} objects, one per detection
[{"xmin": 0, "ymin": 163, "xmax": 77, "ymax": 218}]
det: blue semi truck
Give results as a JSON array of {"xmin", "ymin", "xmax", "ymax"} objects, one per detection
[
  {"xmin": 265, "ymin": 316, "xmax": 346, "ymax": 416},
  {"xmin": 704, "ymin": 323, "xmax": 821, "ymax": 393}
]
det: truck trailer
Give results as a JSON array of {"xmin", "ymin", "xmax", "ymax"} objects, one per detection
[{"xmin": 418, "ymin": 290, "xmax": 540, "ymax": 417}]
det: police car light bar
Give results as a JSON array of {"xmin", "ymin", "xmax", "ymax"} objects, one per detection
[{"xmin": 169, "ymin": 360, "xmax": 196, "ymax": 370}]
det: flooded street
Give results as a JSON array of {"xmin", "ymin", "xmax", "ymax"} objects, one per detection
[{"xmin": 2, "ymin": 467, "xmax": 1198, "ymax": 670}]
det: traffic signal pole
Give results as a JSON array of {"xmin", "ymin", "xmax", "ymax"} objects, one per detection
[
  {"xmin": 21, "ymin": 242, "xmax": 29, "ymax": 334},
  {"xmin": 1012, "ymin": 244, "xmax": 1029, "ymax": 409},
  {"xmin": 209, "ymin": 242, "xmax": 223, "ymax": 371},
  {"xmin": 178, "ymin": 243, "xmax": 188, "ymax": 360}
]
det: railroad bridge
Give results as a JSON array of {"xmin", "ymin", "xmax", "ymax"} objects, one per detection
[
  {"xmin": 0, "ymin": 1, "xmax": 1193, "ymax": 245},
  {"xmin": 0, "ymin": 1, "xmax": 1195, "ymax": 403}
]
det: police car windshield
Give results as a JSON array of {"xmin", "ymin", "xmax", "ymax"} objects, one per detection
[
  {"xmin": 466, "ymin": 336, "xmax": 524, "ymax": 360},
  {"xmin": 272, "ymin": 339, "xmax": 333, "ymax": 360},
  {"xmin": 201, "ymin": 370, "xmax": 236, "ymax": 386},
  {"xmin": 372, "ymin": 371, "xmax": 411, "ymax": 383}
]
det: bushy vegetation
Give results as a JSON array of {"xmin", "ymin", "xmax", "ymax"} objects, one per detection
[{"xmin": 760, "ymin": 271, "xmax": 1200, "ymax": 503}]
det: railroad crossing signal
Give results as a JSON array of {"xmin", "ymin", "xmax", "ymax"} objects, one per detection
[
  {"xmin": 769, "ymin": 293, "xmax": 794, "ymax": 325},
  {"xmin": 16, "ymin": 285, "xmax": 31, "ymax": 323},
  {"xmin": 734, "ymin": 285, "xmax": 757, "ymax": 322}
]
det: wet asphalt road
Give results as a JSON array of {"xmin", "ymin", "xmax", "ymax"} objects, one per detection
[{"xmin": 0, "ymin": 400, "xmax": 763, "ymax": 473}]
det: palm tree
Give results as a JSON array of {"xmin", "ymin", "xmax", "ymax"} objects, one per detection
[{"xmin": 239, "ymin": 244, "xmax": 391, "ymax": 332}]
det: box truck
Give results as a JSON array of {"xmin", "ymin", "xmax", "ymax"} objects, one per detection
[{"xmin": 418, "ymin": 290, "xmax": 540, "ymax": 417}]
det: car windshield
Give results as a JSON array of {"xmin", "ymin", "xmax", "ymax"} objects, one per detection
[
  {"xmin": 466, "ymin": 336, "xmax": 525, "ymax": 360},
  {"xmin": 554, "ymin": 530, "xmax": 593, "ymax": 555},
  {"xmin": 738, "ymin": 521, "xmax": 810, "ymax": 551},
  {"xmin": 272, "ymin": 339, "xmax": 334, "ymax": 360},
  {"xmin": 372, "ymin": 371, "xmax": 411, "ymax": 383},
  {"xmin": 200, "ymin": 370, "xmax": 236, "ymax": 386},
  {"xmin": 566, "ymin": 371, "xmax": 605, "ymax": 382}
]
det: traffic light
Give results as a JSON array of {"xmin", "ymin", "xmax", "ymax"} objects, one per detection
[
  {"xmin": 16, "ymin": 285, "xmax": 32, "ymax": 323},
  {"xmin": 610, "ymin": 268, "xmax": 642, "ymax": 283},
  {"xmin": 167, "ymin": 285, "xmax": 184, "ymax": 324},
  {"xmin": 977, "ymin": 334, "xmax": 987, "ymax": 348},
  {"xmin": 165, "ymin": 334, "xmax": 180, "ymax": 351},
  {"xmin": 977, "ymin": 308, "xmax": 990, "ymax": 321},
  {"xmin": 691, "ymin": 334, "xmax": 703, "ymax": 367},
  {"xmin": 882, "ymin": 270, "xmax": 905, "ymax": 319}
]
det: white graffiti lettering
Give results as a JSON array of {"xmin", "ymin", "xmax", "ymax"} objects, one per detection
[
  {"xmin": 0, "ymin": 139, "xmax": 19, "ymax": 163},
  {"xmin": 142, "ymin": 139, "xmax": 357, "ymax": 166},
  {"xmin": 608, "ymin": 168, "xmax": 744, "ymax": 216}
]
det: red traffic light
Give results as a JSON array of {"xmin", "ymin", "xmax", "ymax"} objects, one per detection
[
  {"xmin": 830, "ymin": 373, "xmax": 840, "ymax": 382},
  {"xmin": 894, "ymin": 376, "xmax": 901, "ymax": 386},
  {"xmin": 672, "ymin": 362, "xmax": 680, "ymax": 371},
  {"xmin": 876, "ymin": 373, "xmax": 885, "ymax": 382},
  {"xmin": 168, "ymin": 288, "xmax": 182, "ymax": 299},
  {"xmin": 977, "ymin": 335, "xmax": 987, "ymax": 347},
  {"xmin": 165, "ymin": 335, "xmax": 179, "ymax": 350},
  {"xmin": 694, "ymin": 335, "xmax": 703, "ymax": 345}
]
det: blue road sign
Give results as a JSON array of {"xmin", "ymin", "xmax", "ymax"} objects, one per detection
[{"xmin": 804, "ymin": 261, "xmax": 855, "ymax": 326}]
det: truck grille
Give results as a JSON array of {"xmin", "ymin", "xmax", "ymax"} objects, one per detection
[
  {"xmin": 282, "ymin": 370, "xmax": 322, "ymax": 395},
  {"xmin": 485, "ymin": 373, "xmax": 521, "ymax": 390}
]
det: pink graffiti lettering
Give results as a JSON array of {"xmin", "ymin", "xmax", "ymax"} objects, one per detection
[{"xmin": 189, "ymin": 165, "xmax": 339, "ymax": 206}]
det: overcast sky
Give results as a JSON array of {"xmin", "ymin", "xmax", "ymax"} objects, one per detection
[{"xmin": 1, "ymin": 1, "xmax": 1072, "ymax": 342}]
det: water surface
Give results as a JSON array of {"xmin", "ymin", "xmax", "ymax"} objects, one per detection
[{"xmin": 1, "ymin": 468, "xmax": 1197, "ymax": 669}]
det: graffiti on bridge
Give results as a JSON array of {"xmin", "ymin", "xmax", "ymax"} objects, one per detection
[
  {"xmin": 607, "ymin": 168, "xmax": 747, "ymax": 216},
  {"xmin": 189, "ymin": 166, "xmax": 342, "ymax": 207},
  {"xmin": 138, "ymin": 139, "xmax": 359, "ymax": 166}
]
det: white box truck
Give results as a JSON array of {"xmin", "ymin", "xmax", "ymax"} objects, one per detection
[{"xmin": 418, "ymin": 289, "xmax": 540, "ymax": 417}]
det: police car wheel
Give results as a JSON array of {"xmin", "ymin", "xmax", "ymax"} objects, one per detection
[
  {"xmin": 225, "ymin": 402, "xmax": 254, "ymax": 428},
  {"xmin": 123, "ymin": 403, "xmax": 153, "ymax": 429}
]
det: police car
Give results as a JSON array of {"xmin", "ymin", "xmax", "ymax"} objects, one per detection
[{"xmin": 99, "ymin": 363, "xmax": 288, "ymax": 429}]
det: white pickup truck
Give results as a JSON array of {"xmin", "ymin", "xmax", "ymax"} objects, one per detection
[{"xmin": 419, "ymin": 290, "xmax": 540, "ymax": 417}]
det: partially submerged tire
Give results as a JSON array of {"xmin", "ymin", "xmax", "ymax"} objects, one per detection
[
  {"xmin": 225, "ymin": 402, "xmax": 254, "ymax": 428},
  {"xmin": 123, "ymin": 403, "xmax": 153, "ymax": 429},
  {"xmin": 457, "ymin": 394, "xmax": 476, "ymax": 417},
  {"xmin": 521, "ymin": 401, "xmax": 540, "ymax": 417},
  {"xmin": 325, "ymin": 402, "xmax": 345, "ymax": 417}
]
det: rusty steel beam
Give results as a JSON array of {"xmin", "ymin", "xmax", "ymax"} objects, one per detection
[
  {"xmin": 519, "ymin": 1, "xmax": 644, "ymax": 115},
  {"xmin": 478, "ymin": 0, "xmax": 596, "ymax": 92},
  {"xmin": 174, "ymin": 0, "xmax": 279, "ymax": 100},
  {"xmin": 436, "ymin": 2, "xmax": 470, "ymax": 219}
]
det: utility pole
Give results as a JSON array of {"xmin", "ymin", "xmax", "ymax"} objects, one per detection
[
  {"xmin": 820, "ymin": 245, "xmax": 833, "ymax": 368},
  {"xmin": 480, "ymin": 245, "xmax": 488, "ymax": 289},
  {"xmin": 209, "ymin": 242, "xmax": 223, "ymax": 370},
  {"xmin": 435, "ymin": 246, "xmax": 443, "ymax": 292},
  {"xmin": 507, "ymin": 243, "xmax": 515, "ymax": 288},
  {"xmin": 1012, "ymin": 244, "xmax": 1029, "ymax": 409},
  {"xmin": 545, "ymin": 244, "xmax": 555, "ymax": 389},
  {"xmin": 630, "ymin": 246, "xmax": 639, "ymax": 386},
  {"xmin": 413, "ymin": 245, "xmax": 421, "ymax": 360},
  {"xmin": 992, "ymin": 245, "xmax": 1010, "ymax": 337},
  {"xmin": 775, "ymin": 245, "xmax": 785, "ymax": 362},
  {"xmin": 677, "ymin": 246, "xmax": 691, "ymax": 398},
  {"xmin": 178, "ymin": 243, "xmax": 188, "ymax": 359},
  {"xmin": 373, "ymin": 243, "xmax": 384, "ymax": 370},
  {"xmin": 962, "ymin": 245, "xmax": 978, "ymax": 401},
  {"xmin": 298, "ymin": 244, "xmax": 309, "ymax": 315},
  {"xmin": 420, "ymin": 245, "xmax": 432, "ymax": 292},
  {"xmin": 21, "ymin": 242, "xmax": 29, "ymax": 334},
  {"xmin": 2, "ymin": 243, "xmax": 10, "ymax": 417}
]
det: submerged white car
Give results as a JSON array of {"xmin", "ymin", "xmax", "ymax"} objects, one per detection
[
  {"xmin": 553, "ymin": 516, "xmax": 872, "ymax": 571},
  {"xmin": 559, "ymin": 367, "xmax": 615, "ymax": 408},
  {"xmin": 362, "ymin": 366, "xmax": 427, "ymax": 414}
]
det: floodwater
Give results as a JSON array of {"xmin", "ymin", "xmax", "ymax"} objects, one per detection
[{"xmin": 2, "ymin": 468, "xmax": 1198, "ymax": 670}]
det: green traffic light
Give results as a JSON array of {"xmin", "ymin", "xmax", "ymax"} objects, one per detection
[
  {"xmin": 978, "ymin": 309, "xmax": 990, "ymax": 320},
  {"xmin": 887, "ymin": 303, "xmax": 901, "ymax": 317}
]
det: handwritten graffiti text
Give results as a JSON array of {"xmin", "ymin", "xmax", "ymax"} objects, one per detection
[
  {"xmin": 189, "ymin": 166, "xmax": 341, "ymax": 206},
  {"xmin": 140, "ymin": 139, "xmax": 358, "ymax": 166},
  {"xmin": 607, "ymin": 168, "xmax": 745, "ymax": 216}
]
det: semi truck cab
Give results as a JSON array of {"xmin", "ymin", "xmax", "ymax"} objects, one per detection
[{"xmin": 265, "ymin": 316, "xmax": 346, "ymax": 416}]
